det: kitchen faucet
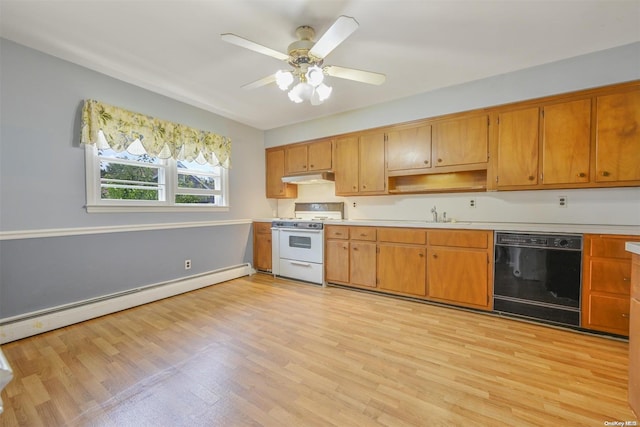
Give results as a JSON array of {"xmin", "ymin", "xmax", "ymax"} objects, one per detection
[{"xmin": 431, "ymin": 206, "xmax": 438, "ymax": 222}]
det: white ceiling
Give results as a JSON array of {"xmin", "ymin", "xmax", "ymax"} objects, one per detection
[{"xmin": 1, "ymin": 0, "xmax": 639, "ymax": 130}]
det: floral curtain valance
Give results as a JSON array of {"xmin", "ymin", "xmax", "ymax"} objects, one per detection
[{"xmin": 81, "ymin": 99, "xmax": 231, "ymax": 168}]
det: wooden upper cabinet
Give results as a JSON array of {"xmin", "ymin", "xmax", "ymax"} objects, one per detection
[
  {"xmin": 334, "ymin": 136, "xmax": 360, "ymax": 195},
  {"xmin": 266, "ymin": 148, "xmax": 297, "ymax": 199},
  {"xmin": 307, "ymin": 139, "xmax": 332, "ymax": 171},
  {"xmin": 284, "ymin": 139, "xmax": 332, "ymax": 175},
  {"xmin": 359, "ymin": 132, "xmax": 386, "ymax": 193},
  {"xmin": 496, "ymin": 107, "xmax": 540, "ymax": 187},
  {"xmin": 386, "ymin": 125, "xmax": 432, "ymax": 172},
  {"xmin": 595, "ymin": 89, "xmax": 640, "ymax": 183},
  {"xmin": 541, "ymin": 99, "xmax": 592, "ymax": 185},
  {"xmin": 285, "ymin": 144, "xmax": 308, "ymax": 174},
  {"xmin": 432, "ymin": 115, "xmax": 488, "ymax": 167}
]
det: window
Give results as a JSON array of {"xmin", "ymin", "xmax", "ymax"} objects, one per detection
[{"xmin": 85, "ymin": 145, "xmax": 228, "ymax": 212}]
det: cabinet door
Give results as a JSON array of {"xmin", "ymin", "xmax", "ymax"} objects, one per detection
[
  {"xmin": 629, "ymin": 296, "xmax": 640, "ymax": 416},
  {"xmin": 541, "ymin": 99, "xmax": 591, "ymax": 185},
  {"xmin": 350, "ymin": 242, "xmax": 377, "ymax": 287},
  {"xmin": 359, "ymin": 132, "xmax": 386, "ymax": 193},
  {"xmin": 308, "ymin": 140, "xmax": 332, "ymax": 171},
  {"xmin": 334, "ymin": 136, "xmax": 360, "ymax": 195},
  {"xmin": 497, "ymin": 107, "xmax": 539, "ymax": 187},
  {"xmin": 377, "ymin": 244, "xmax": 426, "ymax": 296},
  {"xmin": 427, "ymin": 248, "xmax": 489, "ymax": 308},
  {"xmin": 386, "ymin": 125, "xmax": 432, "ymax": 171},
  {"xmin": 326, "ymin": 240, "xmax": 350, "ymax": 283},
  {"xmin": 432, "ymin": 115, "xmax": 488, "ymax": 167},
  {"xmin": 266, "ymin": 149, "xmax": 297, "ymax": 198},
  {"xmin": 285, "ymin": 145, "xmax": 308, "ymax": 174},
  {"xmin": 595, "ymin": 89, "xmax": 640, "ymax": 182},
  {"xmin": 253, "ymin": 229, "xmax": 272, "ymax": 272}
]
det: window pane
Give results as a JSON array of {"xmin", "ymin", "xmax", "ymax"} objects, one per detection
[
  {"xmin": 98, "ymin": 148, "xmax": 161, "ymax": 164},
  {"xmin": 100, "ymin": 162, "xmax": 159, "ymax": 184},
  {"xmin": 177, "ymin": 173, "xmax": 216, "ymax": 190},
  {"xmin": 175, "ymin": 194, "xmax": 216, "ymax": 204},
  {"xmin": 102, "ymin": 187, "xmax": 159, "ymax": 201}
]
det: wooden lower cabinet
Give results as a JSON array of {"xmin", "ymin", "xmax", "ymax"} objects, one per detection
[
  {"xmin": 377, "ymin": 244, "xmax": 426, "ymax": 296},
  {"xmin": 581, "ymin": 234, "xmax": 638, "ymax": 336},
  {"xmin": 427, "ymin": 247, "xmax": 490, "ymax": 308},
  {"xmin": 629, "ymin": 252, "xmax": 640, "ymax": 417},
  {"xmin": 325, "ymin": 226, "xmax": 493, "ymax": 310},
  {"xmin": 350, "ymin": 241, "xmax": 376, "ymax": 287},
  {"xmin": 324, "ymin": 225, "xmax": 377, "ymax": 288},
  {"xmin": 325, "ymin": 239, "xmax": 349, "ymax": 283},
  {"xmin": 253, "ymin": 222, "xmax": 272, "ymax": 272}
]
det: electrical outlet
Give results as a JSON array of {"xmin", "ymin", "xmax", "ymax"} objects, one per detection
[
  {"xmin": 558, "ymin": 196, "xmax": 568, "ymax": 208},
  {"xmin": 352, "ymin": 202, "xmax": 357, "ymax": 208},
  {"xmin": 469, "ymin": 199, "xmax": 476, "ymax": 208},
  {"xmin": 185, "ymin": 259, "xmax": 192, "ymax": 270}
]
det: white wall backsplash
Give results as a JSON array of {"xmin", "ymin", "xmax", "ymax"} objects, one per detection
[{"xmin": 277, "ymin": 184, "xmax": 640, "ymax": 226}]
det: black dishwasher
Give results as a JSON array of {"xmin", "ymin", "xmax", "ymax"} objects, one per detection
[{"xmin": 493, "ymin": 232, "xmax": 582, "ymax": 327}]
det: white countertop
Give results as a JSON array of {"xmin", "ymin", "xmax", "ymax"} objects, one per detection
[
  {"xmin": 256, "ymin": 218, "xmax": 640, "ymax": 236},
  {"xmin": 626, "ymin": 242, "xmax": 640, "ymax": 255}
]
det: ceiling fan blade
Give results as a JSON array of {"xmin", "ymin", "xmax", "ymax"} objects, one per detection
[
  {"xmin": 221, "ymin": 33, "xmax": 289, "ymax": 61},
  {"xmin": 324, "ymin": 65, "xmax": 386, "ymax": 85},
  {"xmin": 309, "ymin": 15, "xmax": 359, "ymax": 59},
  {"xmin": 241, "ymin": 73, "xmax": 276, "ymax": 90}
]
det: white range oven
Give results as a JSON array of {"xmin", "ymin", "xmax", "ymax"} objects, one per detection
[{"xmin": 271, "ymin": 202, "xmax": 343, "ymax": 285}]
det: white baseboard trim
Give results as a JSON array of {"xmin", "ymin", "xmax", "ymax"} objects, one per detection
[{"xmin": 0, "ymin": 264, "xmax": 255, "ymax": 344}]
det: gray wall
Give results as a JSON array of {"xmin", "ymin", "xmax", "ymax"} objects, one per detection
[{"xmin": 0, "ymin": 39, "xmax": 272, "ymax": 318}]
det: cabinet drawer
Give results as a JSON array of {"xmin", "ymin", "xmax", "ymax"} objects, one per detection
[
  {"xmin": 587, "ymin": 294, "xmax": 630, "ymax": 334},
  {"xmin": 378, "ymin": 228, "xmax": 426, "ymax": 245},
  {"xmin": 588, "ymin": 259, "xmax": 632, "ymax": 295},
  {"xmin": 589, "ymin": 236, "xmax": 638, "ymax": 259},
  {"xmin": 350, "ymin": 226, "xmax": 376, "ymax": 241},
  {"xmin": 254, "ymin": 222, "xmax": 272, "ymax": 234},
  {"xmin": 326, "ymin": 226, "xmax": 349, "ymax": 239},
  {"xmin": 428, "ymin": 230, "xmax": 488, "ymax": 248}
]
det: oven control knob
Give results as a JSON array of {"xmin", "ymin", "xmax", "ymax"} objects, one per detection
[{"xmin": 557, "ymin": 239, "xmax": 569, "ymax": 248}]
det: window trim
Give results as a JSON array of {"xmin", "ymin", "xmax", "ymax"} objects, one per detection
[{"xmin": 84, "ymin": 145, "xmax": 230, "ymax": 213}]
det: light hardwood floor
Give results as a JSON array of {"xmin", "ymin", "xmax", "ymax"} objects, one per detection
[{"xmin": 0, "ymin": 274, "xmax": 636, "ymax": 426}]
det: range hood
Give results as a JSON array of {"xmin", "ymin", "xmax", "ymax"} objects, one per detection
[{"xmin": 281, "ymin": 172, "xmax": 335, "ymax": 185}]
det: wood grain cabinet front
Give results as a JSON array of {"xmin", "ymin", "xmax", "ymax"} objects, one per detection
[
  {"xmin": 253, "ymin": 222, "xmax": 273, "ymax": 272},
  {"xmin": 426, "ymin": 230, "xmax": 493, "ymax": 310},
  {"xmin": 324, "ymin": 225, "xmax": 376, "ymax": 288},
  {"xmin": 266, "ymin": 148, "xmax": 297, "ymax": 199},
  {"xmin": 334, "ymin": 133, "xmax": 386, "ymax": 196},
  {"xmin": 582, "ymin": 234, "xmax": 638, "ymax": 336}
]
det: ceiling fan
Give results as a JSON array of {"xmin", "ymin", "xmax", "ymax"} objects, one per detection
[{"xmin": 221, "ymin": 16, "xmax": 386, "ymax": 105}]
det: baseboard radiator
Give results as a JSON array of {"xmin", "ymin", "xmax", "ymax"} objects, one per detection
[{"xmin": 0, "ymin": 263, "xmax": 254, "ymax": 344}]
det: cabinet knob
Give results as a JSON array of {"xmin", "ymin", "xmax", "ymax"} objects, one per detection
[
  {"xmin": 528, "ymin": 175, "xmax": 535, "ymax": 181},
  {"xmin": 424, "ymin": 160, "xmax": 429, "ymax": 164},
  {"xmin": 310, "ymin": 164, "xmax": 314, "ymax": 168},
  {"xmin": 353, "ymin": 185, "xmax": 357, "ymax": 190},
  {"xmin": 601, "ymin": 171, "xmax": 610, "ymax": 177},
  {"xmin": 360, "ymin": 233, "xmax": 367, "ymax": 237},
  {"xmin": 437, "ymin": 158, "xmax": 443, "ymax": 163},
  {"xmin": 419, "ymin": 252, "xmax": 425, "ymax": 257},
  {"xmin": 622, "ymin": 313, "xmax": 629, "ymax": 318},
  {"xmin": 623, "ymin": 277, "xmax": 630, "ymax": 282},
  {"xmin": 335, "ymin": 232, "xmax": 342, "ymax": 236},
  {"xmin": 432, "ymin": 253, "xmax": 437, "ymax": 258},
  {"xmin": 362, "ymin": 185, "xmax": 367, "ymax": 189},
  {"xmin": 577, "ymin": 172, "xmax": 586, "ymax": 178},
  {"xmin": 353, "ymin": 247, "xmax": 359, "ymax": 251}
]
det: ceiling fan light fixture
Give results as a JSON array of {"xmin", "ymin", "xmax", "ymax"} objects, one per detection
[
  {"xmin": 275, "ymin": 70, "xmax": 294, "ymax": 91},
  {"xmin": 315, "ymin": 83, "xmax": 332, "ymax": 102},
  {"xmin": 305, "ymin": 65, "xmax": 324, "ymax": 86}
]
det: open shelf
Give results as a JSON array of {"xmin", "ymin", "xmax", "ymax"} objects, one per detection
[{"xmin": 388, "ymin": 170, "xmax": 487, "ymax": 194}]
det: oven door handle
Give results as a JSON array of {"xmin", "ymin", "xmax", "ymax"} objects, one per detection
[
  {"xmin": 276, "ymin": 228, "xmax": 323, "ymax": 234},
  {"xmin": 289, "ymin": 261, "xmax": 313, "ymax": 267}
]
